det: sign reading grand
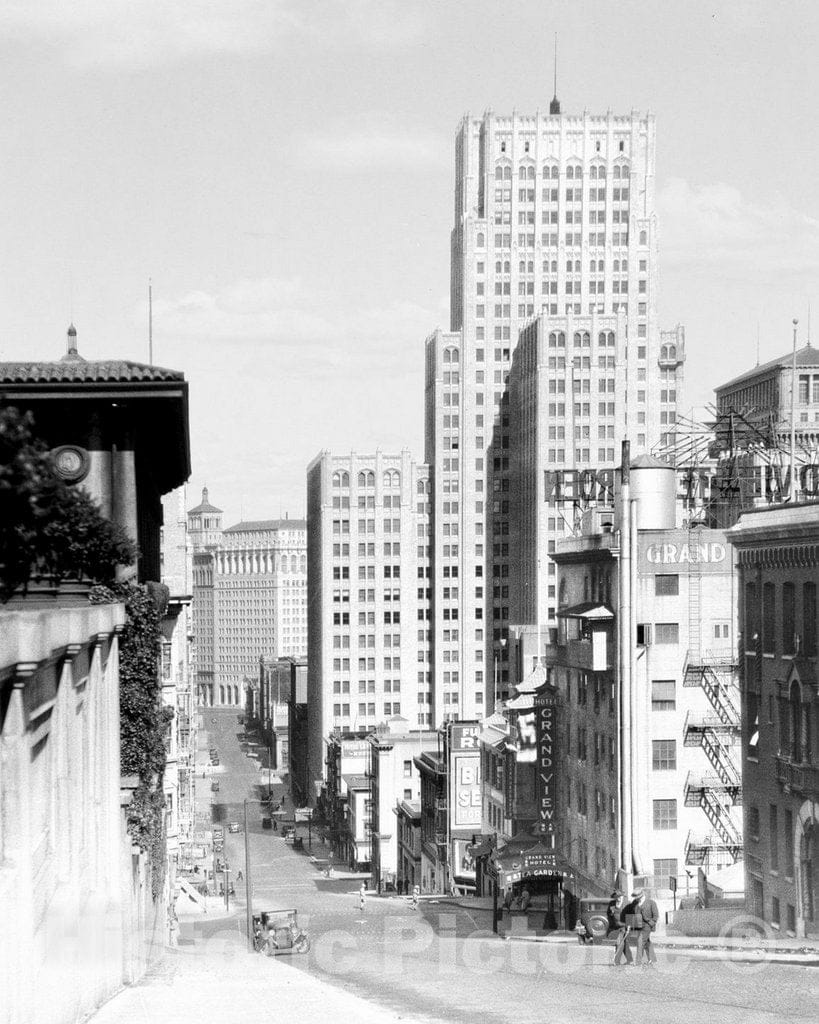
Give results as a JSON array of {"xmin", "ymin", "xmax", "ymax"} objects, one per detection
[
  {"xmin": 639, "ymin": 530, "xmax": 729, "ymax": 573},
  {"xmin": 534, "ymin": 694, "xmax": 557, "ymax": 835},
  {"xmin": 450, "ymin": 723, "xmax": 481, "ymax": 829}
]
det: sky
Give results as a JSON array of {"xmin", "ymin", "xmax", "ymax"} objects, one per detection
[{"xmin": 3, "ymin": 0, "xmax": 819, "ymax": 526}]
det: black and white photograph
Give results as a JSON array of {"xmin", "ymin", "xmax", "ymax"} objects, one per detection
[{"xmin": 0, "ymin": 3, "xmax": 817, "ymax": 1023}]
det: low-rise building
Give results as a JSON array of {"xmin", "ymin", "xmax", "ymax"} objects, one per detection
[
  {"xmin": 550, "ymin": 455, "xmax": 742, "ymax": 909},
  {"xmin": 728, "ymin": 502, "xmax": 819, "ymax": 937},
  {"xmin": 367, "ymin": 717, "xmax": 438, "ymax": 892},
  {"xmin": 395, "ymin": 799, "xmax": 422, "ymax": 893}
]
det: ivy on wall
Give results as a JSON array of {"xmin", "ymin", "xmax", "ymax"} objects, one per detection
[{"xmin": 92, "ymin": 580, "xmax": 172, "ymax": 900}]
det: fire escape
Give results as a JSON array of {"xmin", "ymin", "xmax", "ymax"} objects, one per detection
[{"xmin": 682, "ymin": 546, "xmax": 743, "ymax": 868}]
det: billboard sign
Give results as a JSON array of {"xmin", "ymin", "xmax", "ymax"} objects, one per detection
[
  {"xmin": 515, "ymin": 710, "xmax": 537, "ymax": 763},
  {"xmin": 450, "ymin": 723, "xmax": 481, "ymax": 830}
]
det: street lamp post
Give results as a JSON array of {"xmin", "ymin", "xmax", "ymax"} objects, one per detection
[{"xmin": 243, "ymin": 799, "xmax": 254, "ymax": 952}]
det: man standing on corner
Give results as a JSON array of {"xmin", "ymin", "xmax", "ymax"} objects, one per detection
[{"xmin": 626, "ymin": 888, "xmax": 659, "ymax": 966}]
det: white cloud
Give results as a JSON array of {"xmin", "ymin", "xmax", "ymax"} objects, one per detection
[
  {"xmin": 659, "ymin": 177, "xmax": 819, "ymax": 278},
  {"xmin": 149, "ymin": 275, "xmax": 443, "ymax": 373},
  {"xmin": 302, "ymin": 130, "xmax": 445, "ymax": 171},
  {"xmin": 1, "ymin": 0, "xmax": 425, "ymax": 69}
]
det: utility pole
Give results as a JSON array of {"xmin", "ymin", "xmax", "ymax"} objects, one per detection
[
  {"xmin": 244, "ymin": 799, "xmax": 254, "ymax": 952},
  {"xmin": 618, "ymin": 440, "xmax": 633, "ymax": 885}
]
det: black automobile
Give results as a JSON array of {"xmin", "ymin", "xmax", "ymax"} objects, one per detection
[{"xmin": 579, "ymin": 898, "xmax": 613, "ymax": 942}]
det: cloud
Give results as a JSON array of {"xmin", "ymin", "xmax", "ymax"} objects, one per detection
[
  {"xmin": 149, "ymin": 275, "xmax": 443, "ymax": 373},
  {"xmin": 659, "ymin": 177, "xmax": 819, "ymax": 278},
  {"xmin": 302, "ymin": 130, "xmax": 445, "ymax": 171},
  {"xmin": 1, "ymin": 0, "xmax": 425, "ymax": 69}
]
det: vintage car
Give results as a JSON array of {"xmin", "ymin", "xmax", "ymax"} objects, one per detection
[{"xmin": 253, "ymin": 909, "xmax": 310, "ymax": 955}]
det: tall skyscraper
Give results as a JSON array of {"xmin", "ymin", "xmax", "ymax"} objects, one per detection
[
  {"xmin": 306, "ymin": 451, "xmax": 431, "ymax": 791},
  {"xmin": 426, "ymin": 106, "xmax": 684, "ymax": 716},
  {"xmin": 188, "ymin": 488, "xmax": 307, "ymax": 706}
]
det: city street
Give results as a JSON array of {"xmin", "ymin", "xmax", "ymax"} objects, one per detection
[{"xmin": 178, "ymin": 709, "xmax": 818, "ymax": 1024}]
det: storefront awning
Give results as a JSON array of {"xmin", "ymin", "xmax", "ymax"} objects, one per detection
[{"xmin": 556, "ymin": 602, "xmax": 614, "ymax": 620}]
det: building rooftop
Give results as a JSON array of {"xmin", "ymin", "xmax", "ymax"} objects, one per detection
[
  {"xmin": 224, "ymin": 519, "xmax": 306, "ymax": 533},
  {"xmin": 0, "ymin": 359, "xmax": 185, "ymax": 384},
  {"xmin": 188, "ymin": 486, "xmax": 223, "ymax": 515},
  {"xmin": 717, "ymin": 344, "xmax": 819, "ymax": 392}
]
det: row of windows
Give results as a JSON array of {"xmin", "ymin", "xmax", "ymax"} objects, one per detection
[
  {"xmin": 747, "ymin": 581, "xmax": 817, "ymax": 657},
  {"xmin": 331, "ymin": 469, "xmax": 402, "ymax": 489},
  {"xmin": 483, "ymin": 231, "xmax": 637, "ymax": 249},
  {"xmin": 494, "ymin": 161, "xmax": 630, "ymax": 181}
]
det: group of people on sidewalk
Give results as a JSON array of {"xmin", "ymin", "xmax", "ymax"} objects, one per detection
[{"xmin": 605, "ymin": 888, "xmax": 659, "ymax": 966}]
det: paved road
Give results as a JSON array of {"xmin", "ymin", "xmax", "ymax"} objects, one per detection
[{"xmin": 190, "ymin": 709, "xmax": 817, "ymax": 1024}]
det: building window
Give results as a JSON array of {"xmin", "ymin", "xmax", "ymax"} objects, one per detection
[
  {"xmin": 651, "ymin": 679, "xmax": 675, "ymax": 711},
  {"xmin": 771, "ymin": 896, "xmax": 780, "ymax": 927},
  {"xmin": 804, "ymin": 582, "xmax": 817, "ymax": 656},
  {"xmin": 782, "ymin": 582, "xmax": 796, "ymax": 655},
  {"xmin": 654, "ymin": 623, "xmax": 679, "ymax": 644},
  {"xmin": 654, "ymin": 574, "xmax": 679, "ymax": 596},
  {"xmin": 653, "ymin": 858, "xmax": 678, "ymax": 889},
  {"xmin": 748, "ymin": 805, "xmax": 760, "ymax": 840},
  {"xmin": 770, "ymin": 805, "xmax": 779, "ymax": 871},
  {"xmin": 762, "ymin": 582, "xmax": 776, "ymax": 654},
  {"xmin": 652, "ymin": 739, "xmax": 676, "ymax": 770},
  {"xmin": 653, "ymin": 799, "xmax": 677, "ymax": 830}
]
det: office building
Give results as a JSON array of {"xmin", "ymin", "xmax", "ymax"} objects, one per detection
[
  {"xmin": 188, "ymin": 490, "xmax": 307, "ymax": 706},
  {"xmin": 426, "ymin": 106, "xmax": 684, "ymax": 714},
  {"xmin": 728, "ymin": 503, "xmax": 818, "ymax": 938},
  {"xmin": 306, "ymin": 451, "xmax": 431, "ymax": 791}
]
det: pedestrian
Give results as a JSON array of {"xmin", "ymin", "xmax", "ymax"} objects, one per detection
[
  {"xmin": 358, "ymin": 882, "xmax": 366, "ymax": 917},
  {"xmin": 412, "ymin": 884, "xmax": 420, "ymax": 910},
  {"xmin": 625, "ymin": 888, "xmax": 659, "ymax": 966},
  {"xmin": 607, "ymin": 889, "xmax": 633, "ymax": 965},
  {"xmin": 574, "ymin": 918, "xmax": 591, "ymax": 944},
  {"xmin": 237, "ymin": 870, "xmax": 243, "ymax": 883},
  {"xmin": 519, "ymin": 887, "xmax": 531, "ymax": 913},
  {"xmin": 503, "ymin": 889, "xmax": 513, "ymax": 915}
]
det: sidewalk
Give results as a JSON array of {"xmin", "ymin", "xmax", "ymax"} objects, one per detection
[{"xmin": 87, "ymin": 948, "xmax": 444, "ymax": 1024}]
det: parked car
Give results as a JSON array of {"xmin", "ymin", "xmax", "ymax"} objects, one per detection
[
  {"xmin": 211, "ymin": 781, "xmax": 220, "ymax": 792},
  {"xmin": 228, "ymin": 821, "xmax": 240, "ymax": 834},
  {"xmin": 213, "ymin": 828, "xmax": 223, "ymax": 840},
  {"xmin": 579, "ymin": 898, "xmax": 613, "ymax": 942}
]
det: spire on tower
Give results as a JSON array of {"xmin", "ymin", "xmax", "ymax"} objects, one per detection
[{"xmin": 549, "ymin": 33, "xmax": 561, "ymax": 115}]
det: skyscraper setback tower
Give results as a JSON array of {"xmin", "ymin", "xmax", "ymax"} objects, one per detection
[{"xmin": 426, "ymin": 107, "xmax": 684, "ymax": 720}]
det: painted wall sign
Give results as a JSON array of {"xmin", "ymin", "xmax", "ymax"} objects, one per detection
[
  {"xmin": 450, "ymin": 750, "xmax": 481, "ymax": 828},
  {"xmin": 644, "ymin": 541, "xmax": 726, "ymax": 564}
]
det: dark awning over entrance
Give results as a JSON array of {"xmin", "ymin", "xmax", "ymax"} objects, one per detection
[{"xmin": 492, "ymin": 836, "xmax": 569, "ymax": 887}]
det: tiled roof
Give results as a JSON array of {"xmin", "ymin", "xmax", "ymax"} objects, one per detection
[
  {"xmin": 0, "ymin": 359, "xmax": 185, "ymax": 384},
  {"xmin": 224, "ymin": 519, "xmax": 307, "ymax": 533},
  {"xmin": 717, "ymin": 344, "xmax": 819, "ymax": 391}
]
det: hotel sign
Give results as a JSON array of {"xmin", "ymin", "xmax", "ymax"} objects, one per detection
[
  {"xmin": 534, "ymin": 693, "xmax": 557, "ymax": 835},
  {"xmin": 544, "ymin": 463, "xmax": 819, "ymax": 507},
  {"xmin": 639, "ymin": 530, "xmax": 730, "ymax": 574}
]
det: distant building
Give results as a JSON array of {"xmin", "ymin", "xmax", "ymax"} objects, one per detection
[
  {"xmin": 256, "ymin": 655, "xmax": 305, "ymax": 772},
  {"xmin": 728, "ymin": 503, "xmax": 819, "ymax": 938},
  {"xmin": 188, "ymin": 490, "xmax": 307, "ymax": 706},
  {"xmin": 306, "ymin": 451, "xmax": 431, "ymax": 793},
  {"xmin": 321, "ymin": 731, "xmax": 371, "ymax": 868}
]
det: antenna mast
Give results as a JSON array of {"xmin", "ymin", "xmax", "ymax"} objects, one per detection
[
  {"xmin": 148, "ymin": 278, "xmax": 153, "ymax": 365},
  {"xmin": 550, "ymin": 34, "xmax": 561, "ymax": 115}
]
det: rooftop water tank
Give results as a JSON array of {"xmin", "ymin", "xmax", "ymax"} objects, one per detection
[{"xmin": 630, "ymin": 454, "xmax": 676, "ymax": 529}]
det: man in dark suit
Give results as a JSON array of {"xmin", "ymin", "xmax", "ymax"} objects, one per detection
[{"xmin": 625, "ymin": 888, "xmax": 659, "ymax": 965}]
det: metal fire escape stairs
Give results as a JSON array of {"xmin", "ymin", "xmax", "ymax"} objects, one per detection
[{"xmin": 682, "ymin": 543, "xmax": 743, "ymax": 868}]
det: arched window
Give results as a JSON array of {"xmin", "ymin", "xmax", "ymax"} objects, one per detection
[
  {"xmin": 300, "ymin": 555, "xmax": 306, "ymax": 572},
  {"xmin": 566, "ymin": 165, "xmax": 574, "ymax": 179},
  {"xmin": 503, "ymin": 260, "xmax": 510, "ymax": 273},
  {"xmin": 573, "ymin": 331, "xmax": 583, "ymax": 347},
  {"xmin": 384, "ymin": 469, "xmax": 401, "ymax": 489},
  {"xmin": 762, "ymin": 582, "xmax": 776, "ymax": 653},
  {"xmin": 789, "ymin": 681, "xmax": 811, "ymax": 763},
  {"xmin": 589, "ymin": 165, "xmax": 597, "ymax": 180},
  {"xmin": 443, "ymin": 348, "xmax": 451, "ymax": 363},
  {"xmin": 639, "ymin": 230, "xmax": 647, "ymax": 245},
  {"xmin": 557, "ymin": 331, "xmax": 565, "ymax": 347},
  {"xmin": 357, "ymin": 470, "xmax": 374, "ymax": 489},
  {"xmin": 417, "ymin": 480, "xmax": 425, "ymax": 495},
  {"xmin": 519, "ymin": 260, "xmax": 527, "ymax": 273},
  {"xmin": 667, "ymin": 345, "xmax": 676, "ymax": 361},
  {"xmin": 598, "ymin": 165, "xmax": 606, "ymax": 180},
  {"xmin": 527, "ymin": 165, "xmax": 535, "ymax": 179},
  {"xmin": 613, "ymin": 260, "xmax": 620, "ymax": 273},
  {"xmin": 477, "ymin": 232, "xmax": 485, "ymax": 248},
  {"xmin": 581, "ymin": 331, "xmax": 590, "ymax": 347},
  {"xmin": 519, "ymin": 166, "xmax": 527, "ymax": 180},
  {"xmin": 495, "ymin": 166, "xmax": 504, "ymax": 180},
  {"xmin": 503, "ymin": 166, "xmax": 512, "ymax": 180},
  {"xmin": 804, "ymin": 582, "xmax": 817, "ymax": 656},
  {"xmin": 551, "ymin": 165, "xmax": 559, "ymax": 179}
]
